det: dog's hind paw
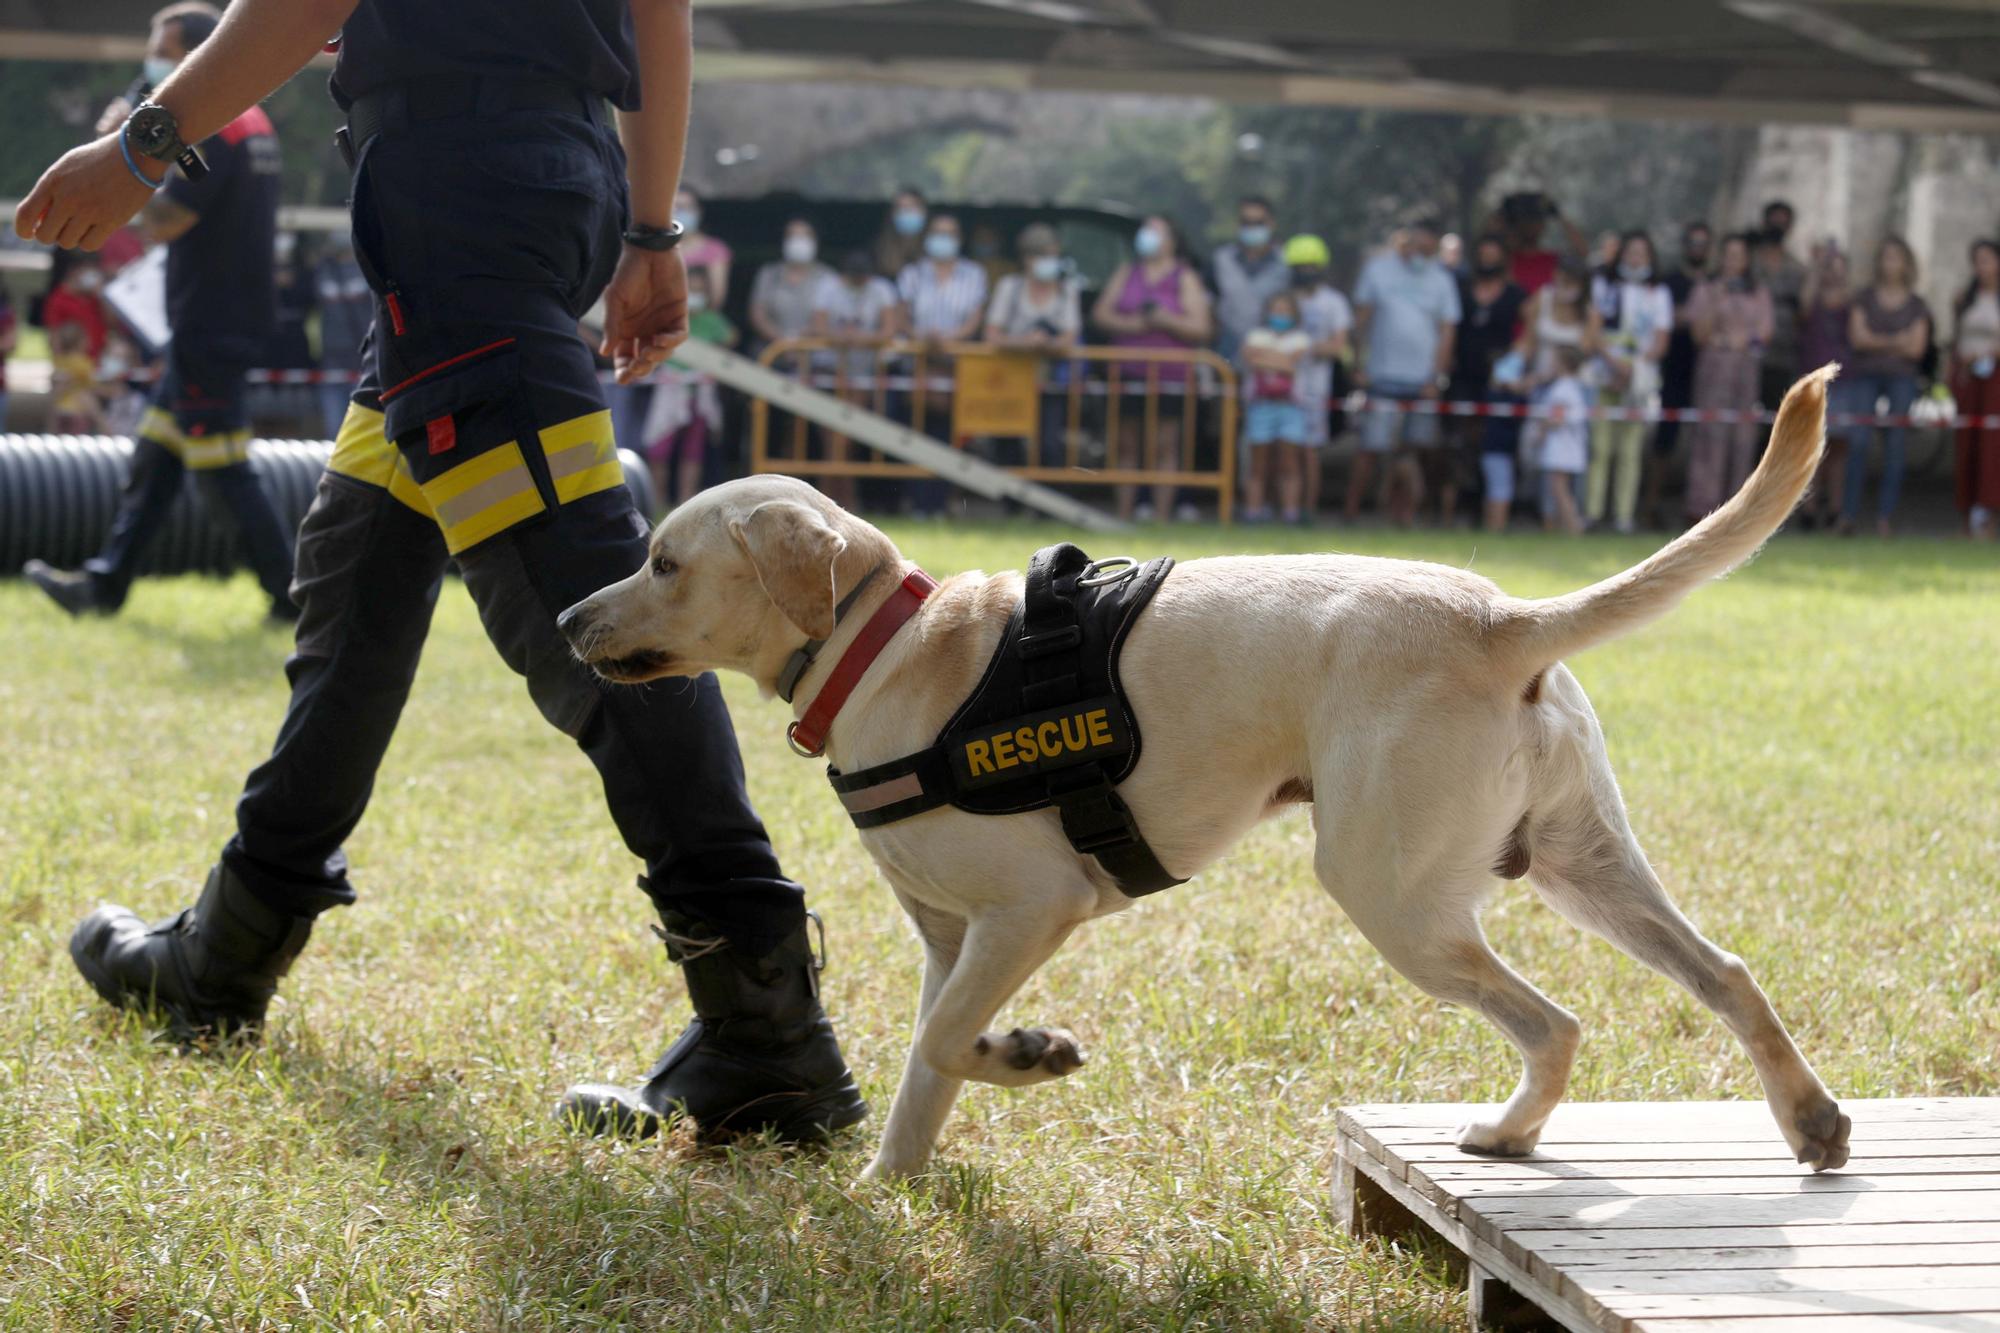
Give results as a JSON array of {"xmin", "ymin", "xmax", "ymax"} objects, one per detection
[
  {"xmin": 980, "ymin": 1026, "xmax": 1086, "ymax": 1077},
  {"xmin": 1792, "ymin": 1097, "xmax": 1852, "ymax": 1172},
  {"xmin": 1455, "ymin": 1119, "xmax": 1540, "ymax": 1159}
]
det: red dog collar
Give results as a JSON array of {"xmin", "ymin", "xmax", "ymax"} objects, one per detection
[{"xmin": 787, "ymin": 568, "xmax": 939, "ymax": 758}]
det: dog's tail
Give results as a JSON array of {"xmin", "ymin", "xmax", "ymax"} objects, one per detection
[{"xmin": 1486, "ymin": 364, "xmax": 1833, "ymax": 680}]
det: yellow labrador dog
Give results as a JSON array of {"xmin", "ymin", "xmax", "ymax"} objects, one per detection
[{"xmin": 559, "ymin": 369, "xmax": 1849, "ymax": 1182}]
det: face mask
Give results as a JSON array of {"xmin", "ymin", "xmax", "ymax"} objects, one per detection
[
  {"xmin": 75, "ymin": 270, "xmax": 103, "ymax": 293},
  {"xmin": 1475, "ymin": 261, "xmax": 1506, "ymax": 278},
  {"xmin": 687, "ymin": 291, "xmax": 709, "ymax": 312},
  {"xmin": 673, "ymin": 208, "xmax": 701, "ymax": 235},
  {"xmin": 99, "ymin": 350, "xmax": 129, "ymax": 378},
  {"xmin": 894, "ymin": 208, "xmax": 926, "ymax": 237},
  {"xmin": 783, "ymin": 235, "xmax": 817, "ymax": 264},
  {"xmin": 1029, "ymin": 255, "xmax": 1063, "ymax": 283},
  {"xmin": 1239, "ymin": 224, "xmax": 1272, "ymax": 249},
  {"xmin": 924, "ymin": 232, "xmax": 960, "ymax": 261},
  {"xmin": 1134, "ymin": 228, "xmax": 1163, "ymax": 259},
  {"xmin": 1618, "ymin": 261, "xmax": 1651, "ymax": 283},
  {"xmin": 1405, "ymin": 253, "xmax": 1435, "ymax": 273},
  {"xmin": 143, "ymin": 56, "xmax": 176, "ymax": 88},
  {"xmin": 1267, "ymin": 314, "xmax": 1296, "ymax": 332},
  {"xmin": 1290, "ymin": 268, "xmax": 1323, "ymax": 289}
]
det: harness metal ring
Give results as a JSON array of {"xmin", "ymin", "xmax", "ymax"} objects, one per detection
[
  {"xmin": 1077, "ymin": 555, "xmax": 1140, "ymax": 588},
  {"xmin": 786, "ymin": 721, "xmax": 825, "ymax": 759}
]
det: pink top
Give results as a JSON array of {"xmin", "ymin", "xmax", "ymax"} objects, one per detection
[
  {"xmin": 683, "ymin": 234, "xmax": 732, "ymax": 287},
  {"xmin": 1112, "ymin": 260, "xmax": 1195, "ymax": 384}
]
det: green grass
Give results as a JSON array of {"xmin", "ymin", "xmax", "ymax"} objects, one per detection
[{"xmin": 2, "ymin": 522, "xmax": 1996, "ymax": 1331}]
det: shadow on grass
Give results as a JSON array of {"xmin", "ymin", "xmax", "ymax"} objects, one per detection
[{"xmin": 255, "ymin": 1035, "xmax": 1335, "ymax": 1330}]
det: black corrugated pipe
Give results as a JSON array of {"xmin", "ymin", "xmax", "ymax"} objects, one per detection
[{"xmin": 0, "ymin": 435, "xmax": 657, "ymax": 576}]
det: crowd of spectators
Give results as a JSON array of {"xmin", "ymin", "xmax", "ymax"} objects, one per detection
[{"xmin": 8, "ymin": 183, "xmax": 1999, "ymax": 540}]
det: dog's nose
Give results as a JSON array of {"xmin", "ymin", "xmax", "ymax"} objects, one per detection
[{"xmin": 556, "ymin": 601, "xmax": 591, "ymax": 646}]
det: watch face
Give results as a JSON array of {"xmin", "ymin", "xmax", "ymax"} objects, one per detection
[{"xmin": 127, "ymin": 106, "xmax": 177, "ymax": 158}]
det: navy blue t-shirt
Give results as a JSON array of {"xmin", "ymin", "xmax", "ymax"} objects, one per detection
[
  {"xmin": 330, "ymin": 0, "xmax": 641, "ymax": 111},
  {"xmin": 162, "ymin": 106, "xmax": 281, "ymax": 341}
]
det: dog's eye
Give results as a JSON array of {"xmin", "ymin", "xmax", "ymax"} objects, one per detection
[{"xmin": 652, "ymin": 556, "xmax": 677, "ymax": 578}]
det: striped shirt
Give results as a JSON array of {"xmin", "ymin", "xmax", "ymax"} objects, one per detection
[{"xmin": 897, "ymin": 259, "xmax": 989, "ymax": 338}]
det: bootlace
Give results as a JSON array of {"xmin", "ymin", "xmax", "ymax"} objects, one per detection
[{"xmin": 651, "ymin": 924, "xmax": 730, "ymax": 961}]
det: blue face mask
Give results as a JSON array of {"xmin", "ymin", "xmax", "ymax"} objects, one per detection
[
  {"xmin": 1239, "ymin": 224, "xmax": 1272, "ymax": 249},
  {"xmin": 673, "ymin": 208, "xmax": 700, "ymax": 235},
  {"xmin": 143, "ymin": 56, "xmax": 176, "ymax": 88},
  {"xmin": 894, "ymin": 208, "xmax": 927, "ymax": 237},
  {"xmin": 924, "ymin": 232, "xmax": 960, "ymax": 261},
  {"xmin": 1134, "ymin": 228, "xmax": 1163, "ymax": 259},
  {"xmin": 1267, "ymin": 314, "xmax": 1296, "ymax": 332}
]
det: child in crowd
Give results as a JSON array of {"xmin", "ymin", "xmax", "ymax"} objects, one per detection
[
  {"xmin": 1481, "ymin": 347, "xmax": 1530, "ymax": 532},
  {"xmin": 639, "ymin": 266, "xmax": 737, "ymax": 512},
  {"xmin": 48, "ymin": 322, "xmax": 105, "ymax": 435},
  {"xmin": 1239, "ymin": 291, "xmax": 1314, "ymax": 523},
  {"xmin": 1539, "ymin": 343, "xmax": 1591, "ymax": 533}
]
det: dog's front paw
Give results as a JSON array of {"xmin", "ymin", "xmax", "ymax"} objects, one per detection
[
  {"xmin": 1455, "ymin": 1118, "xmax": 1540, "ymax": 1159},
  {"xmin": 1791, "ymin": 1097, "xmax": 1852, "ymax": 1172},
  {"xmin": 978, "ymin": 1026, "xmax": 1086, "ymax": 1077}
]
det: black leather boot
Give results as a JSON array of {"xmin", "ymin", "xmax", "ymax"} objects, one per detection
[
  {"xmin": 557, "ymin": 910, "xmax": 868, "ymax": 1143},
  {"xmin": 69, "ymin": 863, "xmax": 316, "ymax": 1042}
]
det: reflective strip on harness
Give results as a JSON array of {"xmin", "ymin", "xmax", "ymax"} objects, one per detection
[
  {"xmin": 540, "ymin": 410, "xmax": 624, "ymax": 505},
  {"xmin": 836, "ymin": 771, "xmax": 927, "ymax": 816},
  {"xmin": 422, "ymin": 439, "xmax": 546, "ymax": 554},
  {"xmin": 326, "ymin": 402, "xmax": 434, "ymax": 517}
]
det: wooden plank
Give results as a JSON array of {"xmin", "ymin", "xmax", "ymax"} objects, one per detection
[
  {"xmin": 1637, "ymin": 1316, "xmax": 2000, "ymax": 1332},
  {"xmin": 1598, "ymin": 1287, "xmax": 2000, "ymax": 1318},
  {"xmin": 1421, "ymin": 1156, "xmax": 2000, "ymax": 1180},
  {"xmin": 1344, "ymin": 1099, "xmax": 1992, "ymax": 1128},
  {"xmin": 1396, "ymin": 1139, "xmax": 2000, "ymax": 1164},
  {"xmin": 1475, "ymin": 1192, "xmax": 2000, "ymax": 1229},
  {"xmin": 1512, "ymin": 1221, "xmax": 2000, "ymax": 1251},
  {"xmin": 1557, "ymin": 1242, "xmax": 2000, "ymax": 1270},
  {"xmin": 1364, "ymin": 1119, "xmax": 2000, "ymax": 1146},
  {"xmin": 1574, "ymin": 1264, "xmax": 2000, "ymax": 1295},
  {"xmin": 1445, "ymin": 1172, "xmax": 2000, "ymax": 1197}
]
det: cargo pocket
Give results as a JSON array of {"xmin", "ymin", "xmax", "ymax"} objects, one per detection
[{"xmin": 381, "ymin": 341, "xmax": 556, "ymax": 556}]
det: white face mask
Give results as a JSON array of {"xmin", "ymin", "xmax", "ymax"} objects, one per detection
[
  {"xmin": 75, "ymin": 270, "xmax": 103, "ymax": 293},
  {"xmin": 1029, "ymin": 255, "xmax": 1063, "ymax": 283},
  {"xmin": 783, "ymin": 235, "xmax": 817, "ymax": 265},
  {"xmin": 687, "ymin": 291, "xmax": 710, "ymax": 312},
  {"xmin": 924, "ymin": 232, "xmax": 960, "ymax": 262},
  {"xmin": 143, "ymin": 56, "xmax": 177, "ymax": 88},
  {"xmin": 674, "ymin": 207, "xmax": 701, "ymax": 235}
]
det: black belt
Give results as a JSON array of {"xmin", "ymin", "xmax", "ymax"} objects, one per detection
[{"xmin": 342, "ymin": 76, "xmax": 598, "ymax": 162}]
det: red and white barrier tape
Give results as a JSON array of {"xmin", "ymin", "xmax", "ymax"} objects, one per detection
[{"xmin": 104, "ymin": 366, "xmax": 1991, "ymax": 431}]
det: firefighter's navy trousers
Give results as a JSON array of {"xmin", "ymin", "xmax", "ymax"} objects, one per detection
[{"xmin": 219, "ymin": 87, "xmax": 805, "ymax": 953}]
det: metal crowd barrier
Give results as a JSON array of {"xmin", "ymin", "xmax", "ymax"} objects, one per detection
[{"xmin": 748, "ymin": 339, "xmax": 1241, "ymax": 522}]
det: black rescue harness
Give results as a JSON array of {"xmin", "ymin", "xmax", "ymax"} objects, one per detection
[{"xmin": 826, "ymin": 544, "xmax": 1185, "ymax": 897}]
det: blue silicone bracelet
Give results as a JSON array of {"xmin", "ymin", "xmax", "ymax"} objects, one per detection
[{"xmin": 119, "ymin": 124, "xmax": 166, "ymax": 191}]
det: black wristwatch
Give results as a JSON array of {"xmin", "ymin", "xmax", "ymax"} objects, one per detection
[
  {"xmin": 621, "ymin": 221, "xmax": 684, "ymax": 252},
  {"xmin": 126, "ymin": 102, "xmax": 208, "ymax": 182}
]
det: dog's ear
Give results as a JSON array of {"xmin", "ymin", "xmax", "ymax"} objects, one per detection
[{"xmin": 729, "ymin": 499, "xmax": 848, "ymax": 639}]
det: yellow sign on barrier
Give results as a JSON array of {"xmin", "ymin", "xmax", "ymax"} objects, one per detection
[{"xmin": 951, "ymin": 350, "xmax": 1042, "ymax": 440}]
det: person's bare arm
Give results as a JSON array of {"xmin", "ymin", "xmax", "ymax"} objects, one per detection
[
  {"xmin": 1897, "ymin": 312, "xmax": 1932, "ymax": 362},
  {"xmin": 1146, "ymin": 268, "xmax": 1211, "ymax": 344},
  {"xmin": 597, "ymin": 0, "xmax": 696, "ymax": 382},
  {"xmin": 16, "ymin": 0, "xmax": 356, "ymax": 249},
  {"xmin": 1428, "ymin": 323, "xmax": 1457, "ymax": 395},
  {"xmin": 1091, "ymin": 266, "xmax": 1141, "ymax": 336}
]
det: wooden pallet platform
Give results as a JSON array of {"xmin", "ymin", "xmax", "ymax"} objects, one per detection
[{"xmin": 1334, "ymin": 1097, "xmax": 2000, "ymax": 1332}]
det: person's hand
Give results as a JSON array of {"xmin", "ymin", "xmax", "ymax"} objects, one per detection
[
  {"xmin": 95, "ymin": 97, "xmax": 135, "ymax": 137},
  {"xmin": 1350, "ymin": 366, "xmax": 1370, "ymax": 391},
  {"xmin": 1420, "ymin": 378, "xmax": 1442, "ymax": 399},
  {"xmin": 599, "ymin": 245, "xmax": 688, "ymax": 384},
  {"xmin": 14, "ymin": 132, "xmax": 162, "ymax": 250}
]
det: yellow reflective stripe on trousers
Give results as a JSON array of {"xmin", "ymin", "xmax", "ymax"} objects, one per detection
[
  {"xmin": 137, "ymin": 406, "xmax": 185, "ymax": 450},
  {"xmin": 178, "ymin": 428, "xmax": 253, "ymax": 470},
  {"xmin": 325, "ymin": 403, "xmax": 434, "ymax": 518},
  {"xmin": 540, "ymin": 410, "xmax": 623, "ymax": 505},
  {"xmin": 422, "ymin": 440, "xmax": 546, "ymax": 554}
]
